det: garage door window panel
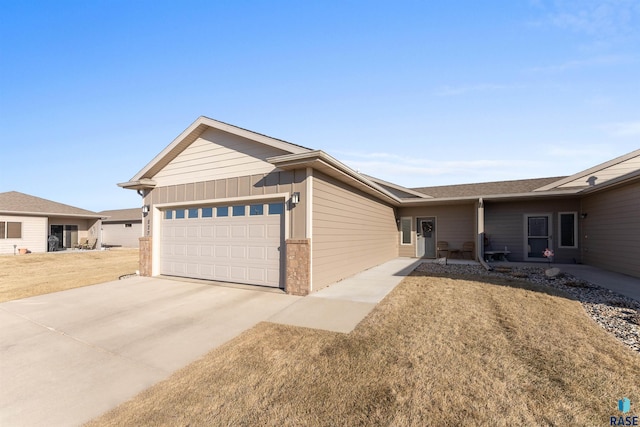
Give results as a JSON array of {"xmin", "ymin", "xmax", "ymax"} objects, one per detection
[
  {"xmin": 217, "ymin": 207, "xmax": 229, "ymax": 217},
  {"xmin": 233, "ymin": 206, "xmax": 246, "ymax": 216},
  {"xmin": 269, "ymin": 203, "xmax": 284, "ymax": 215},
  {"xmin": 250, "ymin": 204, "xmax": 264, "ymax": 215}
]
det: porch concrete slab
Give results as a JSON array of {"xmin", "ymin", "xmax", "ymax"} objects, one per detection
[
  {"xmin": 560, "ymin": 264, "xmax": 640, "ymax": 302},
  {"xmin": 269, "ymin": 258, "xmax": 420, "ymax": 333},
  {"xmin": 490, "ymin": 261, "xmax": 640, "ymax": 302},
  {"xmin": 0, "ymin": 277, "xmax": 300, "ymax": 427}
]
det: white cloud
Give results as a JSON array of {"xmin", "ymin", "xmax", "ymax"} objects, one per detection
[
  {"xmin": 527, "ymin": 54, "xmax": 632, "ymax": 73},
  {"xmin": 546, "ymin": 0, "xmax": 640, "ymax": 38},
  {"xmin": 601, "ymin": 121, "xmax": 640, "ymax": 137},
  {"xmin": 434, "ymin": 83, "xmax": 525, "ymax": 97},
  {"xmin": 333, "ymin": 150, "xmax": 547, "ymax": 187}
]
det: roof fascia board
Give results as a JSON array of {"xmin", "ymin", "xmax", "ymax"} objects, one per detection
[
  {"xmin": 399, "ymin": 189, "xmax": 582, "ymax": 205},
  {"xmin": 362, "ymin": 174, "xmax": 433, "ymax": 199},
  {"xmin": 534, "ymin": 149, "xmax": 640, "ymax": 191},
  {"xmin": 268, "ymin": 151, "xmax": 402, "ymax": 205},
  {"xmin": 128, "ymin": 116, "xmax": 311, "ymax": 182},
  {"xmin": 0, "ymin": 211, "xmax": 104, "ymax": 219}
]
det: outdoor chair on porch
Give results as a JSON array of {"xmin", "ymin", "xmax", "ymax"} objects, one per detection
[
  {"xmin": 81, "ymin": 238, "xmax": 97, "ymax": 250},
  {"xmin": 437, "ymin": 241, "xmax": 462, "ymax": 258},
  {"xmin": 462, "ymin": 241, "xmax": 475, "ymax": 259},
  {"xmin": 74, "ymin": 238, "xmax": 88, "ymax": 249}
]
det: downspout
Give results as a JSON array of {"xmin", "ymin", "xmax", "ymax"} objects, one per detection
[{"xmin": 477, "ymin": 198, "xmax": 492, "ymax": 271}]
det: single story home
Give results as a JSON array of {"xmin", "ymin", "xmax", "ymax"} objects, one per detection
[
  {"xmin": 119, "ymin": 116, "xmax": 640, "ymax": 295},
  {"xmin": 0, "ymin": 191, "xmax": 103, "ymax": 254},
  {"xmin": 99, "ymin": 208, "xmax": 142, "ymax": 248}
]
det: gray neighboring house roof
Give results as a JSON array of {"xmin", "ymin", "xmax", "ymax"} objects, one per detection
[
  {"xmin": 411, "ymin": 177, "xmax": 568, "ymax": 199},
  {"xmin": 0, "ymin": 191, "xmax": 102, "ymax": 218},
  {"xmin": 98, "ymin": 208, "xmax": 142, "ymax": 223}
]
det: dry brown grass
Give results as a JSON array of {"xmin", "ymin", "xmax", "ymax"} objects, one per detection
[
  {"xmin": 88, "ymin": 271, "xmax": 640, "ymax": 426},
  {"xmin": 0, "ymin": 249, "xmax": 138, "ymax": 302}
]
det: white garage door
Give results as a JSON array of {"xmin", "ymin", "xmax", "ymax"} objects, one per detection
[{"xmin": 160, "ymin": 202, "xmax": 284, "ymax": 287}]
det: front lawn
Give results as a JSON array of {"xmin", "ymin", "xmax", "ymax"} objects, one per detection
[
  {"xmin": 87, "ymin": 270, "xmax": 640, "ymax": 426},
  {"xmin": 0, "ymin": 249, "xmax": 138, "ymax": 302}
]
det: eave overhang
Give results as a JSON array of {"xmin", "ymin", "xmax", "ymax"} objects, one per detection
[
  {"xmin": 398, "ymin": 188, "xmax": 583, "ymax": 206},
  {"xmin": 0, "ymin": 210, "xmax": 104, "ymax": 219},
  {"xmin": 268, "ymin": 151, "xmax": 402, "ymax": 206},
  {"xmin": 117, "ymin": 178, "xmax": 157, "ymax": 191}
]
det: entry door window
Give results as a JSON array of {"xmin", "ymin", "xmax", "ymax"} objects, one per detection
[{"xmin": 526, "ymin": 215, "xmax": 552, "ymax": 260}]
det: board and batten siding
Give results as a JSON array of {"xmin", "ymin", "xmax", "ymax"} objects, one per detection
[
  {"xmin": 144, "ymin": 169, "xmax": 308, "ymax": 240},
  {"xmin": 397, "ymin": 204, "xmax": 476, "ymax": 258},
  {"xmin": 151, "ymin": 128, "xmax": 290, "ymax": 187},
  {"xmin": 484, "ymin": 198, "xmax": 581, "ymax": 263},
  {"xmin": 581, "ymin": 180, "xmax": 640, "ymax": 278},
  {"xmin": 312, "ymin": 171, "xmax": 398, "ymax": 290},
  {"xmin": 0, "ymin": 215, "xmax": 47, "ymax": 254}
]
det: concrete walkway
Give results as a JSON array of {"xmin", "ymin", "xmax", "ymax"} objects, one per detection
[
  {"xmin": 269, "ymin": 258, "xmax": 422, "ymax": 333},
  {"xmin": 560, "ymin": 264, "xmax": 640, "ymax": 302},
  {"xmin": 490, "ymin": 261, "xmax": 640, "ymax": 302},
  {"xmin": 0, "ymin": 277, "xmax": 300, "ymax": 427}
]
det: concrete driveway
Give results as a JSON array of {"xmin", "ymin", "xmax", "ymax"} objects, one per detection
[{"xmin": 0, "ymin": 276, "xmax": 300, "ymax": 427}]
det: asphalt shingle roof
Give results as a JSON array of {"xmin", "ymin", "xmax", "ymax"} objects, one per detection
[
  {"xmin": 411, "ymin": 177, "xmax": 567, "ymax": 198},
  {"xmin": 0, "ymin": 191, "xmax": 100, "ymax": 217}
]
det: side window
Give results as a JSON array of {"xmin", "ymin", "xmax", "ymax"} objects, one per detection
[
  {"xmin": 559, "ymin": 212, "xmax": 577, "ymax": 248},
  {"xmin": 6, "ymin": 222, "xmax": 22, "ymax": 239},
  {"xmin": 401, "ymin": 218, "xmax": 412, "ymax": 244}
]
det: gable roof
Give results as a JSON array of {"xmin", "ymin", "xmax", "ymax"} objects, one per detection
[
  {"xmin": 119, "ymin": 116, "xmax": 313, "ymax": 190},
  {"xmin": 98, "ymin": 208, "xmax": 141, "ymax": 223},
  {"xmin": 0, "ymin": 191, "xmax": 102, "ymax": 218},
  {"xmin": 412, "ymin": 177, "xmax": 567, "ymax": 199},
  {"xmin": 533, "ymin": 149, "xmax": 640, "ymax": 191}
]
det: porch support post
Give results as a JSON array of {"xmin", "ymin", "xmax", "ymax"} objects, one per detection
[{"xmin": 477, "ymin": 198, "xmax": 485, "ymax": 261}]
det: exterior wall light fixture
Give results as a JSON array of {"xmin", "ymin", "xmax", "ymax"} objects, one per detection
[{"xmin": 291, "ymin": 192, "xmax": 300, "ymax": 206}]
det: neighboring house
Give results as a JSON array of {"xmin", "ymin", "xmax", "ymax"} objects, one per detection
[
  {"xmin": 119, "ymin": 116, "xmax": 640, "ymax": 295},
  {"xmin": 0, "ymin": 191, "xmax": 103, "ymax": 254},
  {"xmin": 99, "ymin": 208, "xmax": 142, "ymax": 248}
]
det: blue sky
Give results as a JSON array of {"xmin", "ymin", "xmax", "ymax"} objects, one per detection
[{"xmin": 1, "ymin": 0, "xmax": 638, "ymax": 212}]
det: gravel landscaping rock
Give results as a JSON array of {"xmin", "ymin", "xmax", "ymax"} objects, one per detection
[{"xmin": 415, "ymin": 263, "xmax": 640, "ymax": 354}]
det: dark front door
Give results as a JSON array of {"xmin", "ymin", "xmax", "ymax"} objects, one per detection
[{"xmin": 416, "ymin": 217, "xmax": 436, "ymax": 258}]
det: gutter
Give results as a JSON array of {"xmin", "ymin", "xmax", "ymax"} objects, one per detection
[{"xmin": 268, "ymin": 150, "xmax": 402, "ymax": 206}]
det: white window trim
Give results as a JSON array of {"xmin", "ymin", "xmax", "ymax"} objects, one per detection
[
  {"xmin": 400, "ymin": 217, "xmax": 412, "ymax": 245},
  {"xmin": 558, "ymin": 211, "xmax": 578, "ymax": 249}
]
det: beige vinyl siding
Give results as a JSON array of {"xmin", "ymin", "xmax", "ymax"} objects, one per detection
[
  {"xmin": 397, "ymin": 204, "xmax": 475, "ymax": 258},
  {"xmin": 484, "ymin": 199, "xmax": 581, "ymax": 263},
  {"xmin": 312, "ymin": 171, "xmax": 398, "ymax": 290},
  {"xmin": 102, "ymin": 222, "xmax": 142, "ymax": 247},
  {"xmin": 0, "ymin": 215, "xmax": 47, "ymax": 254},
  {"xmin": 145, "ymin": 169, "xmax": 308, "ymax": 239},
  {"xmin": 581, "ymin": 180, "xmax": 640, "ymax": 278},
  {"xmin": 152, "ymin": 128, "xmax": 289, "ymax": 187},
  {"xmin": 558, "ymin": 156, "xmax": 640, "ymax": 189}
]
